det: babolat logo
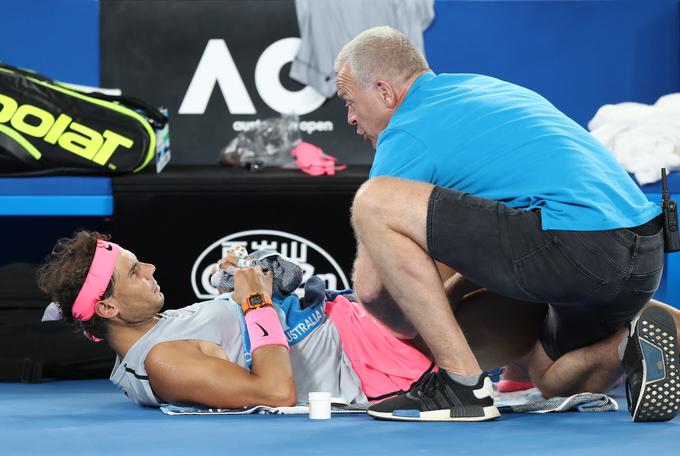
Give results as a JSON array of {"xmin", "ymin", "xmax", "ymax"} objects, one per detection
[
  {"xmin": 0, "ymin": 92, "xmax": 134, "ymax": 168},
  {"xmin": 191, "ymin": 229, "xmax": 350, "ymax": 299}
]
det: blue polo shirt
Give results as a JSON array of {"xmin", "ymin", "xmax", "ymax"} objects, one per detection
[{"xmin": 370, "ymin": 72, "xmax": 661, "ymax": 231}]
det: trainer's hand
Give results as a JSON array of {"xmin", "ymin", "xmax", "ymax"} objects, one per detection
[{"xmin": 232, "ymin": 266, "xmax": 274, "ymax": 306}]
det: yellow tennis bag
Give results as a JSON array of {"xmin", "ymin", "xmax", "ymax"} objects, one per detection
[{"xmin": 0, "ymin": 62, "xmax": 167, "ymax": 175}]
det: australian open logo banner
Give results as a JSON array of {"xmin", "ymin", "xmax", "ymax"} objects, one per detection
[
  {"xmin": 192, "ymin": 229, "xmax": 350, "ymax": 299},
  {"xmin": 100, "ymin": 0, "xmax": 372, "ymax": 166}
]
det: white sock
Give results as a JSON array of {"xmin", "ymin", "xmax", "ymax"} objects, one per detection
[{"xmin": 445, "ymin": 370, "xmax": 483, "ymax": 386}]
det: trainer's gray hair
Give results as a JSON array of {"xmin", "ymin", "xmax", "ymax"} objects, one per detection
[{"xmin": 335, "ymin": 26, "xmax": 429, "ymax": 90}]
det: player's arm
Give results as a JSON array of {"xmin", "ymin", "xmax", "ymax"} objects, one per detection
[
  {"xmin": 146, "ymin": 266, "xmax": 296, "ymax": 408},
  {"xmin": 145, "ymin": 341, "xmax": 295, "ymax": 408}
]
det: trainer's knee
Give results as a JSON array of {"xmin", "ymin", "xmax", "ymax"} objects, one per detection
[
  {"xmin": 526, "ymin": 342, "xmax": 561, "ymax": 398},
  {"xmin": 351, "ymin": 177, "xmax": 398, "ymax": 231}
]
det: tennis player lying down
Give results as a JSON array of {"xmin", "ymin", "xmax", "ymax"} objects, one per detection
[{"xmin": 37, "ymin": 230, "xmax": 559, "ymax": 410}]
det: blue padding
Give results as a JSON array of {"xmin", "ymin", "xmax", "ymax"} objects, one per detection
[
  {"xmin": 0, "ymin": 177, "xmax": 113, "ymax": 215},
  {"xmin": 0, "ymin": 380, "xmax": 678, "ymax": 455},
  {"xmin": 0, "ymin": 195, "xmax": 113, "ymax": 216},
  {"xmin": 0, "ymin": 177, "xmax": 112, "ymax": 195}
]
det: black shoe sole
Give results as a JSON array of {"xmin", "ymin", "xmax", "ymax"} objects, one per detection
[{"xmin": 628, "ymin": 306, "xmax": 680, "ymax": 422}]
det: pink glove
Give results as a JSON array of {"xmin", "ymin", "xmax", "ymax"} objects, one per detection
[{"xmin": 292, "ymin": 142, "xmax": 347, "ymax": 176}]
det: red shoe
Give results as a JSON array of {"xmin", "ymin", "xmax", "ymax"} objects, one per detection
[{"xmin": 497, "ymin": 379, "xmax": 535, "ymax": 393}]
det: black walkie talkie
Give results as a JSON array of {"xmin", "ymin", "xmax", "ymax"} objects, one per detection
[{"xmin": 661, "ymin": 168, "xmax": 680, "ymax": 253}]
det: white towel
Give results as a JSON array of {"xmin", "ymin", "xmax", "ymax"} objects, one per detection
[
  {"xmin": 41, "ymin": 302, "xmax": 63, "ymax": 322},
  {"xmin": 160, "ymin": 402, "xmax": 367, "ymax": 416},
  {"xmin": 588, "ymin": 93, "xmax": 680, "ymax": 185},
  {"xmin": 160, "ymin": 388, "xmax": 617, "ymax": 415},
  {"xmin": 495, "ymin": 387, "xmax": 618, "ymax": 413}
]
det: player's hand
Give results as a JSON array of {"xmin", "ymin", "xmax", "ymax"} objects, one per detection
[
  {"xmin": 232, "ymin": 266, "xmax": 274, "ymax": 306},
  {"xmin": 218, "ymin": 245, "xmax": 252, "ymax": 271}
]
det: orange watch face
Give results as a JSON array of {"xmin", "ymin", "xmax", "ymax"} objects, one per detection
[{"xmin": 243, "ymin": 293, "xmax": 271, "ymax": 312}]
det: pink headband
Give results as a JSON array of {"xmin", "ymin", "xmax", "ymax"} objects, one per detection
[{"xmin": 71, "ymin": 240, "xmax": 120, "ymax": 322}]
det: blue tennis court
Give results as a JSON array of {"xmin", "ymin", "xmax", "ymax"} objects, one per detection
[{"xmin": 1, "ymin": 380, "xmax": 677, "ymax": 455}]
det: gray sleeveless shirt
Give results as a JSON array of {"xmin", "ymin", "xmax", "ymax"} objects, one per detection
[{"xmin": 109, "ymin": 298, "xmax": 367, "ymax": 407}]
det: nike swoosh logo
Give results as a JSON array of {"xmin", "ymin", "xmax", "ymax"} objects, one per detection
[{"xmin": 255, "ymin": 322, "xmax": 269, "ymax": 337}]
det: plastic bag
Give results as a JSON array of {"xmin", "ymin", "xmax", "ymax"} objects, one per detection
[{"xmin": 218, "ymin": 114, "xmax": 301, "ymax": 171}]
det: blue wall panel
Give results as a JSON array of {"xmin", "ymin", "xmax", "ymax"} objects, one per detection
[
  {"xmin": 426, "ymin": 0, "xmax": 680, "ymax": 127},
  {"xmin": 0, "ymin": 0, "xmax": 99, "ymax": 85}
]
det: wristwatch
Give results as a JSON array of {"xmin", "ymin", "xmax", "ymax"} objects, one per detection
[{"xmin": 241, "ymin": 292, "xmax": 273, "ymax": 314}]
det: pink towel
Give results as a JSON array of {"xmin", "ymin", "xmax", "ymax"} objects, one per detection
[
  {"xmin": 292, "ymin": 141, "xmax": 346, "ymax": 176},
  {"xmin": 326, "ymin": 295, "xmax": 433, "ymax": 399}
]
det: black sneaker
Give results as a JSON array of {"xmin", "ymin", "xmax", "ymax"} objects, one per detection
[
  {"xmin": 367, "ymin": 371, "xmax": 500, "ymax": 422},
  {"xmin": 622, "ymin": 306, "xmax": 680, "ymax": 422}
]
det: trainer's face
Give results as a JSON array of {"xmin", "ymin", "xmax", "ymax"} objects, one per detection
[
  {"xmin": 107, "ymin": 248, "xmax": 164, "ymax": 323},
  {"xmin": 337, "ymin": 67, "xmax": 394, "ymax": 150}
]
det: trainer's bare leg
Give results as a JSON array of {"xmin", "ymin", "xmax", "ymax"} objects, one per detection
[
  {"xmin": 355, "ymin": 254, "xmax": 547, "ymax": 371},
  {"xmin": 352, "ymin": 177, "xmax": 483, "ymax": 376},
  {"xmin": 355, "ymin": 239, "xmax": 548, "ymax": 373},
  {"xmin": 352, "ymin": 242, "xmax": 459, "ymax": 339},
  {"xmin": 527, "ymin": 299, "xmax": 680, "ymax": 398}
]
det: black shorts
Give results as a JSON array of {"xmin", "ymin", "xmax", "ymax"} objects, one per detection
[{"xmin": 426, "ymin": 186, "xmax": 665, "ymax": 360}]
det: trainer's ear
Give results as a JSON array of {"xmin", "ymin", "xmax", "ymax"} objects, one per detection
[
  {"xmin": 374, "ymin": 80, "xmax": 399, "ymax": 108},
  {"xmin": 94, "ymin": 300, "xmax": 119, "ymax": 319}
]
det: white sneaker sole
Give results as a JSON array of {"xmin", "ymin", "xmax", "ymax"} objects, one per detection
[{"xmin": 367, "ymin": 405, "xmax": 500, "ymax": 422}]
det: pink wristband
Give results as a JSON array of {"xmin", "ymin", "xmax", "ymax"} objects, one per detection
[{"xmin": 245, "ymin": 306, "xmax": 290, "ymax": 353}]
